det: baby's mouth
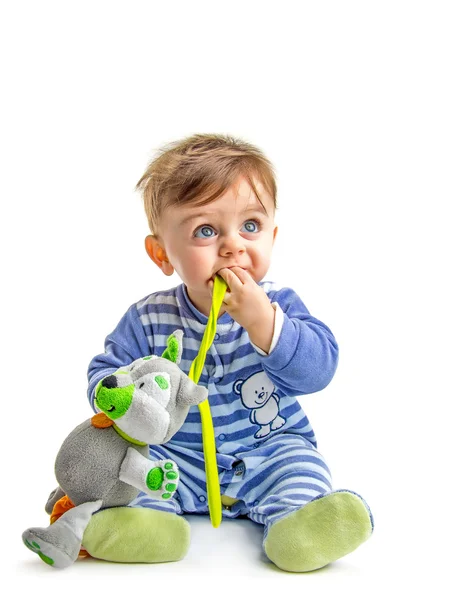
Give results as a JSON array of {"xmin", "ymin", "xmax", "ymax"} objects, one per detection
[{"xmin": 210, "ymin": 278, "xmax": 230, "ymax": 293}]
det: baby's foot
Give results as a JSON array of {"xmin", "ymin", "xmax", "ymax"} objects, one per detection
[
  {"xmin": 82, "ymin": 507, "xmax": 190, "ymax": 563},
  {"xmin": 264, "ymin": 490, "xmax": 373, "ymax": 572},
  {"xmin": 146, "ymin": 460, "xmax": 179, "ymax": 500}
]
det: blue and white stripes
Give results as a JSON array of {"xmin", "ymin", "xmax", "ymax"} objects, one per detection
[
  {"xmin": 128, "ymin": 433, "xmax": 332, "ymax": 530},
  {"xmin": 87, "ymin": 280, "xmax": 338, "ymax": 525}
]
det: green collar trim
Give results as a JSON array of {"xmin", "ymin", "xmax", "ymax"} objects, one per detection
[{"xmin": 112, "ymin": 424, "xmax": 147, "ymax": 447}]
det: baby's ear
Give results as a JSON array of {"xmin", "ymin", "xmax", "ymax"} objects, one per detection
[{"xmin": 145, "ymin": 235, "xmax": 174, "ymax": 275}]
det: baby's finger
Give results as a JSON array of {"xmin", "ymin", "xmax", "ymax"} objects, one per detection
[
  {"xmin": 228, "ymin": 267, "xmax": 251, "ymax": 285},
  {"xmin": 216, "ymin": 268, "xmax": 242, "ymax": 291}
]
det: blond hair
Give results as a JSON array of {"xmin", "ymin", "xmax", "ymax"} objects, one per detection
[{"xmin": 136, "ymin": 133, "xmax": 277, "ymax": 235}]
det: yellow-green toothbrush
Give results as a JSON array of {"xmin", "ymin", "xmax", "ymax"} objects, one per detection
[{"xmin": 188, "ymin": 276, "xmax": 227, "ymax": 527}]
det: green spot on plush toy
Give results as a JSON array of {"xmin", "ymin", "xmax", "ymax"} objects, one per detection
[
  {"xmin": 154, "ymin": 375, "xmax": 169, "ymax": 389},
  {"xmin": 22, "ymin": 330, "xmax": 207, "ymax": 569}
]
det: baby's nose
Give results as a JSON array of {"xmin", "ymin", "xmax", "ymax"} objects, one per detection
[{"xmin": 220, "ymin": 235, "xmax": 246, "ymax": 256}]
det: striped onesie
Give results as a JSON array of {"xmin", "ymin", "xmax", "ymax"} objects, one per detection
[{"xmin": 87, "ymin": 281, "xmax": 338, "ymax": 536}]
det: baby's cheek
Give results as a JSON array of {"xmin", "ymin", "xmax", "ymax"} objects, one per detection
[
  {"xmin": 250, "ymin": 250, "xmax": 271, "ymax": 280},
  {"xmin": 187, "ymin": 251, "xmax": 212, "ymax": 278},
  {"xmin": 172, "ymin": 249, "xmax": 201, "ymax": 280}
]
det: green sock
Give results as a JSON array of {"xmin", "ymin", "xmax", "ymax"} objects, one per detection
[
  {"xmin": 264, "ymin": 491, "xmax": 373, "ymax": 572},
  {"xmin": 82, "ymin": 507, "xmax": 190, "ymax": 563}
]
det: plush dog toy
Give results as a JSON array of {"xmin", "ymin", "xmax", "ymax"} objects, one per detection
[{"xmin": 22, "ymin": 330, "xmax": 207, "ymax": 568}]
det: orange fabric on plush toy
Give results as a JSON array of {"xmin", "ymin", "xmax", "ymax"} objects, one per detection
[
  {"xmin": 50, "ymin": 496, "xmax": 76, "ymax": 524},
  {"xmin": 91, "ymin": 412, "xmax": 113, "ymax": 428}
]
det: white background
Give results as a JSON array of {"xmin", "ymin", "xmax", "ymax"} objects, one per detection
[{"xmin": 1, "ymin": 1, "xmax": 465, "ymax": 598}]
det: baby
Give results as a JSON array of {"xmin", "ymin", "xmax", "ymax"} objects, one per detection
[{"xmin": 83, "ymin": 134, "xmax": 373, "ymax": 572}]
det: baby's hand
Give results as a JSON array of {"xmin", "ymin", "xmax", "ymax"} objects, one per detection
[{"xmin": 213, "ymin": 268, "xmax": 275, "ymax": 352}]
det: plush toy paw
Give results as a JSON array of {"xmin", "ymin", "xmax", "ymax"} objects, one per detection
[
  {"xmin": 22, "ymin": 529, "xmax": 76, "ymax": 569},
  {"xmin": 23, "ymin": 535, "xmax": 55, "ymax": 566},
  {"xmin": 146, "ymin": 460, "xmax": 179, "ymax": 500},
  {"xmin": 23, "ymin": 501, "xmax": 102, "ymax": 569}
]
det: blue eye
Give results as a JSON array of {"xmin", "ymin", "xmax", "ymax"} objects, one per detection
[
  {"xmin": 194, "ymin": 225, "xmax": 216, "ymax": 238},
  {"xmin": 241, "ymin": 220, "xmax": 259, "ymax": 233}
]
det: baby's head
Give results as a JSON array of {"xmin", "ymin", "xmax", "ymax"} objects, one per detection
[{"xmin": 136, "ymin": 133, "xmax": 278, "ymax": 315}]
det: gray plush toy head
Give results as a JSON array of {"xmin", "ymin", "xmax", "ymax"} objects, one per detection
[{"xmin": 94, "ymin": 330, "xmax": 206, "ymax": 444}]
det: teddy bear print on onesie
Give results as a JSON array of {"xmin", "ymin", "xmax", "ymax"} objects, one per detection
[{"xmin": 234, "ymin": 371, "xmax": 286, "ymax": 439}]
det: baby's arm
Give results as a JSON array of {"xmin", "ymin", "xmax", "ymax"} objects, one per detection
[
  {"xmin": 87, "ymin": 303, "xmax": 151, "ymax": 410},
  {"xmin": 255, "ymin": 287, "xmax": 339, "ymax": 397}
]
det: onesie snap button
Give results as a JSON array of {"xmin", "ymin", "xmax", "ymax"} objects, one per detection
[
  {"xmin": 199, "ymin": 495, "xmax": 206, "ymax": 503},
  {"xmin": 218, "ymin": 434, "xmax": 226, "ymax": 441},
  {"xmin": 214, "ymin": 334, "xmax": 220, "ymax": 340}
]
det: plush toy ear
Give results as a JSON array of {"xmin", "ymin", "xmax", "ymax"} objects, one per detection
[
  {"xmin": 177, "ymin": 374, "xmax": 207, "ymax": 406},
  {"xmin": 161, "ymin": 330, "xmax": 184, "ymax": 365}
]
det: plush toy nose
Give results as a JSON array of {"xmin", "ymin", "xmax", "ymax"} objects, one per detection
[{"xmin": 101, "ymin": 375, "xmax": 118, "ymax": 389}]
